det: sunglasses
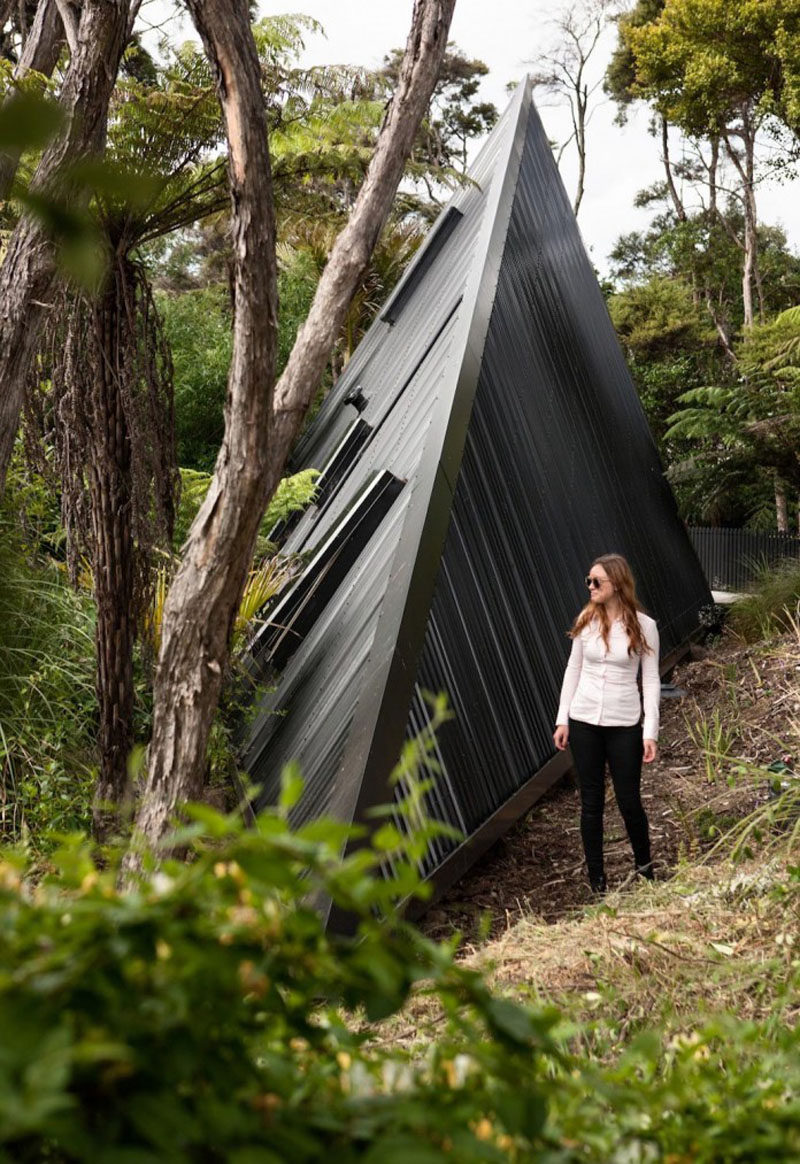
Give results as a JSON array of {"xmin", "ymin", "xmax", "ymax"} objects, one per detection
[{"xmin": 585, "ymin": 575, "xmax": 608, "ymax": 589}]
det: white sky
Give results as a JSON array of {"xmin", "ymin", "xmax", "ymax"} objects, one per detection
[{"xmin": 140, "ymin": 0, "xmax": 800, "ymax": 279}]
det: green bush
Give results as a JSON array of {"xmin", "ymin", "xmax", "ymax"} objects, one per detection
[
  {"xmin": 160, "ymin": 260, "xmax": 318, "ymax": 474},
  {"xmin": 0, "ymin": 779, "xmax": 560, "ymax": 1162},
  {"xmin": 727, "ymin": 558, "xmax": 800, "ymax": 642},
  {"xmin": 1, "ymin": 774, "xmax": 799, "ymax": 1160},
  {"xmin": 174, "ymin": 466, "xmax": 319, "ymax": 555},
  {"xmin": 158, "ymin": 286, "xmax": 233, "ymax": 473}
]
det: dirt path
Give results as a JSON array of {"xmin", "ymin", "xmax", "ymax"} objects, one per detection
[{"xmin": 420, "ymin": 629, "xmax": 798, "ymax": 946}]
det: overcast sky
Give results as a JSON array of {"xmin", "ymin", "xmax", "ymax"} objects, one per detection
[{"xmin": 142, "ymin": 0, "xmax": 800, "ymax": 278}]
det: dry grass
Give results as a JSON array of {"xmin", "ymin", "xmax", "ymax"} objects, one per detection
[
  {"xmin": 422, "ymin": 620, "xmax": 800, "ymax": 943},
  {"xmin": 473, "ymin": 858, "xmax": 799, "ymax": 1046},
  {"xmin": 396, "ymin": 618, "xmax": 800, "ymax": 1060}
]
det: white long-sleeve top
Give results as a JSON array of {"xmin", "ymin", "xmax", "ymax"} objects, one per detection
[{"xmin": 555, "ymin": 612, "xmax": 660, "ymax": 740}]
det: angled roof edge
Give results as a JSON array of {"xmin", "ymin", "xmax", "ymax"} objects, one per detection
[{"xmin": 323, "ymin": 80, "xmax": 534, "ymax": 840}]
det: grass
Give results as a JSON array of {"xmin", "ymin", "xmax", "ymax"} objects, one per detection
[
  {"xmin": 478, "ymin": 856, "xmax": 799, "ymax": 1059},
  {"xmin": 727, "ymin": 556, "xmax": 800, "ymax": 642},
  {"xmin": 381, "ymin": 592, "xmax": 800, "ymax": 1092},
  {"xmin": 0, "ymin": 526, "xmax": 97, "ymax": 845}
]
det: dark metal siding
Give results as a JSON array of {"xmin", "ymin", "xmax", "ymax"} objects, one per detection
[
  {"xmin": 395, "ymin": 99, "xmax": 711, "ymax": 876},
  {"xmin": 688, "ymin": 526, "xmax": 800, "ymax": 592},
  {"xmin": 241, "ymin": 81, "xmax": 711, "ymax": 911}
]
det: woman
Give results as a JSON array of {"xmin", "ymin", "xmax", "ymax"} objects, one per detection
[{"xmin": 553, "ymin": 553, "xmax": 659, "ymax": 893}]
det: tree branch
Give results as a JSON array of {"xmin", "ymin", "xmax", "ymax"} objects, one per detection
[
  {"xmin": 0, "ymin": 0, "xmax": 134, "ymax": 494},
  {"xmin": 53, "ymin": 0, "xmax": 78, "ymax": 54},
  {"xmin": 127, "ymin": 0, "xmax": 456, "ymax": 859},
  {"xmin": 271, "ymin": 0, "xmax": 456, "ymax": 449},
  {"xmin": 0, "ymin": 0, "xmax": 65, "ymax": 200}
]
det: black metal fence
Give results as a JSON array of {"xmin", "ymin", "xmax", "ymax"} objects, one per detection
[{"xmin": 688, "ymin": 526, "xmax": 800, "ymax": 592}]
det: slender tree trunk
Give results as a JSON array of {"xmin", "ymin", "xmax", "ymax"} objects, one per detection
[
  {"xmin": 128, "ymin": 0, "xmax": 456, "ymax": 858},
  {"xmin": 571, "ymin": 59, "xmax": 587, "ymax": 217},
  {"xmin": 0, "ymin": 0, "xmax": 132, "ymax": 495},
  {"xmin": 704, "ymin": 297, "xmax": 736, "ymax": 362},
  {"xmin": 270, "ymin": 0, "xmax": 456, "ymax": 474},
  {"xmin": 572, "ymin": 91, "xmax": 586, "ymax": 216},
  {"xmin": 741, "ymin": 133, "xmax": 759, "ymax": 329},
  {"xmin": 775, "ymin": 479, "xmax": 789, "ymax": 533},
  {"xmin": 0, "ymin": 0, "xmax": 64, "ymax": 201},
  {"xmin": 127, "ymin": 0, "xmax": 279, "ymax": 854},
  {"xmin": 707, "ymin": 134, "xmax": 719, "ymax": 222},
  {"xmin": 722, "ymin": 112, "xmax": 760, "ymax": 331},
  {"xmin": 661, "ymin": 117, "xmax": 687, "ymax": 221},
  {"xmin": 89, "ymin": 272, "xmax": 136, "ymax": 835}
]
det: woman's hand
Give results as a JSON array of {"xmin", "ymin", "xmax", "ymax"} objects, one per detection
[
  {"xmin": 553, "ymin": 724, "xmax": 569, "ymax": 751},
  {"xmin": 643, "ymin": 738, "xmax": 658, "ymax": 763}
]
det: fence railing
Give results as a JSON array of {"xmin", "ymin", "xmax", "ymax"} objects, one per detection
[{"xmin": 688, "ymin": 526, "xmax": 800, "ymax": 592}]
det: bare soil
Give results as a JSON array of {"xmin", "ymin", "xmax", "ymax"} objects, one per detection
[{"xmin": 420, "ymin": 627, "xmax": 800, "ymax": 948}]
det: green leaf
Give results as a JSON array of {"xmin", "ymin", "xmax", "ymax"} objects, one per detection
[
  {"xmin": 485, "ymin": 998, "xmax": 537, "ymax": 1045},
  {"xmin": 362, "ymin": 1135, "xmax": 448, "ymax": 1163},
  {"xmin": 278, "ymin": 761, "xmax": 304, "ymax": 814},
  {"xmin": 66, "ymin": 157, "xmax": 165, "ymax": 210},
  {"xmin": 0, "ymin": 92, "xmax": 64, "ymax": 150}
]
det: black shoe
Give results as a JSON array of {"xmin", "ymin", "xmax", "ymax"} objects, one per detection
[
  {"xmin": 635, "ymin": 863, "xmax": 655, "ymax": 881},
  {"xmin": 589, "ymin": 873, "xmax": 608, "ymax": 895}
]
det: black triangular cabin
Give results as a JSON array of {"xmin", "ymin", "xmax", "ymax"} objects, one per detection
[{"xmin": 241, "ymin": 79, "xmax": 711, "ymax": 915}]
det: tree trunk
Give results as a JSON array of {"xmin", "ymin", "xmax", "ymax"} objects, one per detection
[
  {"xmin": 270, "ymin": 0, "xmax": 456, "ymax": 477},
  {"xmin": 661, "ymin": 117, "xmax": 687, "ymax": 221},
  {"xmin": 0, "ymin": 1, "xmax": 17, "ymax": 35},
  {"xmin": 128, "ymin": 0, "xmax": 456, "ymax": 858},
  {"xmin": 775, "ymin": 479, "xmax": 789, "ymax": 534},
  {"xmin": 127, "ymin": 0, "xmax": 280, "ymax": 855},
  {"xmin": 707, "ymin": 134, "xmax": 719, "ymax": 223},
  {"xmin": 0, "ymin": 0, "xmax": 64, "ymax": 200},
  {"xmin": 572, "ymin": 83, "xmax": 586, "ymax": 216},
  {"xmin": 88, "ymin": 273, "xmax": 136, "ymax": 836},
  {"xmin": 0, "ymin": 0, "xmax": 132, "ymax": 495},
  {"xmin": 722, "ymin": 112, "xmax": 760, "ymax": 331}
]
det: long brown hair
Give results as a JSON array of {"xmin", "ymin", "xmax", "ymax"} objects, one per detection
[{"xmin": 569, "ymin": 553, "xmax": 652, "ymax": 656}]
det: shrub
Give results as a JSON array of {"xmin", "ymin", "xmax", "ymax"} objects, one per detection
[
  {"xmin": 727, "ymin": 558, "xmax": 800, "ymax": 642},
  {"xmin": 0, "ymin": 788, "xmax": 561, "ymax": 1161},
  {"xmin": 1, "ymin": 791, "xmax": 799, "ymax": 1160},
  {"xmin": 158, "ymin": 286, "xmax": 233, "ymax": 473}
]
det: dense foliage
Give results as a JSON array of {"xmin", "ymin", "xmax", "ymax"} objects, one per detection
[{"xmin": 0, "ymin": 787, "xmax": 798, "ymax": 1162}]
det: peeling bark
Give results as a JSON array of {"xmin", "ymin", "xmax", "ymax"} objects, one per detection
[
  {"xmin": 0, "ymin": 0, "xmax": 132, "ymax": 494},
  {"xmin": 129, "ymin": 0, "xmax": 280, "ymax": 854},
  {"xmin": 0, "ymin": 0, "xmax": 65, "ymax": 199},
  {"xmin": 129, "ymin": 0, "xmax": 456, "ymax": 858}
]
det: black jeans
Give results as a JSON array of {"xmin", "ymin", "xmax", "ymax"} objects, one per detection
[{"xmin": 568, "ymin": 717, "xmax": 651, "ymax": 883}]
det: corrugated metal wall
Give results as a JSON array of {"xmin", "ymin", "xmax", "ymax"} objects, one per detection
[
  {"xmin": 241, "ymin": 81, "xmax": 712, "ymax": 910},
  {"xmin": 240, "ymin": 87, "xmax": 526, "ymax": 814},
  {"xmin": 395, "ymin": 100, "xmax": 711, "ymax": 882}
]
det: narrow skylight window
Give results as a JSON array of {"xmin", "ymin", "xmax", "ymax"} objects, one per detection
[
  {"xmin": 250, "ymin": 470, "xmax": 405, "ymax": 671},
  {"xmin": 380, "ymin": 207, "xmax": 464, "ymax": 325}
]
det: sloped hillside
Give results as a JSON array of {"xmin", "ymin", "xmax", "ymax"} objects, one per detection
[{"xmin": 422, "ymin": 623, "xmax": 799, "ymax": 943}]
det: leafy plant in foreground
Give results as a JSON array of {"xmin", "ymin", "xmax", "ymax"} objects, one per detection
[{"xmin": 0, "ymin": 711, "xmax": 561, "ymax": 1163}]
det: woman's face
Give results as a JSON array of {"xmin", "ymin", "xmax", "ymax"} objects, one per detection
[{"xmin": 586, "ymin": 566, "xmax": 613, "ymax": 605}]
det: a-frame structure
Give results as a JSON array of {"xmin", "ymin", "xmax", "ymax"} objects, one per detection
[{"xmin": 240, "ymin": 79, "xmax": 711, "ymax": 911}]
